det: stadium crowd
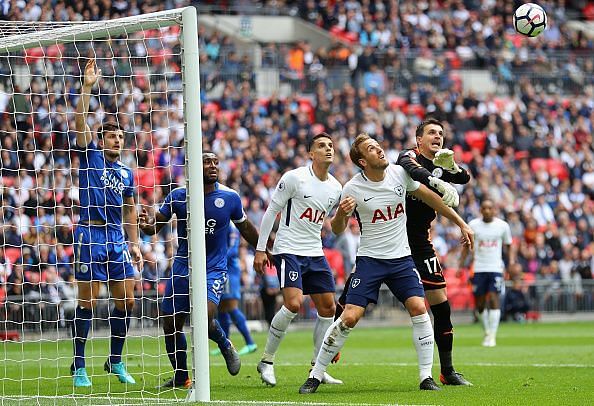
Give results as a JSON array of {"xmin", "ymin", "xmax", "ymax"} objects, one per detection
[{"xmin": 1, "ymin": 0, "xmax": 594, "ymax": 329}]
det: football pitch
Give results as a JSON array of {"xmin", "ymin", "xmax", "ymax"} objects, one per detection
[{"xmin": 1, "ymin": 321, "xmax": 592, "ymax": 405}]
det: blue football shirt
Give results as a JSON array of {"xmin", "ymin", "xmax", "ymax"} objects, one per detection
[
  {"xmin": 227, "ymin": 222, "xmax": 241, "ymax": 275},
  {"xmin": 160, "ymin": 184, "xmax": 245, "ymax": 272},
  {"xmin": 77, "ymin": 141, "xmax": 134, "ymax": 228}
]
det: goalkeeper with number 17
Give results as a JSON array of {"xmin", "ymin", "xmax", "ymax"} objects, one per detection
[{"xmin": 71, "ymin": 58, "xmax": 143, "ymax": 387}]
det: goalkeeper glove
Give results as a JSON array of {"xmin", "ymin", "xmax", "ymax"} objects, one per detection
[
  {"xmin": 433, "ymin": 149, "xmax": 461, "ymax": 173},
  {"xmin": 428, "ymin": 176, "xmax": 459, "ymax": 208}
]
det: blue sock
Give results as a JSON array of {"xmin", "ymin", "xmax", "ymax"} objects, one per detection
[
  {"xmin": 218, "ymin": 312, "xmax": 232, "ymax": 337},
  {"xmin": 208, "ymin": 319, "xmax": 230, "ymax": 350},
  {"xmin": 175, "ymin": 332, "xmax": 188, "ymax": 382},
  {"xmin": 109, "ymin": 308, "xmax": 129, "ymax": 364},
  {"xmin": 72, "ymin": 306, "xmax": 92, "ymax": 369},
  {"xmin": 164, "ymin": 332, "xmax": 188, "ymax": 382},
  {"xmin": 230, "ymin": 308, "xmax": 254, "ymax": 346}
]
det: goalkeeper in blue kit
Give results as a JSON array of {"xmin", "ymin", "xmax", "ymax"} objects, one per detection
[{"xmin": 71, "ymin": 58, "xmax": 143, "ymax": 387}]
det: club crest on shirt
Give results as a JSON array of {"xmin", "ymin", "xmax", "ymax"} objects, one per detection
[
  {"xmin": 79, "ymin": 264, "xmax": 88, "ymax": 274},
  {"xmin": 351, "ymin": 278, "xmax": 361, "ymax": 288},
  {"xmin": 278, "ymin": 180, "xmax": 285, "ymax": 191},
  {"xmin": 432, "ymin": 168, "xmax": 443, "ymax": 178},
  {"xmin": 289, "ymin": 271, "xmax": 298, "ymax": 282},
  {"xmin": 214, "ymin": 198, "xmax": 225, "ymax": 208},
  {"xmin": 328, "ymin": 197, "xmax": 336, "ymax": 206},
  {"xmin": 394, "ymin": 185, "xmax": 404, "ymax": 197}
]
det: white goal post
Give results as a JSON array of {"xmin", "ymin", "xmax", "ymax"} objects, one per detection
[{"xmin": 0, "ymin": 6, "xmax": 209, "ymax": 403}]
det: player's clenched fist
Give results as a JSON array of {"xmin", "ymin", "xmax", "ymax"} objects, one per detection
[{"xmin": 337, "ymin": 196, "xmax": 356, "ymax": 217}]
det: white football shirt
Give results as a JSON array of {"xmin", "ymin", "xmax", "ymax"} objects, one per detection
[
  {"xmin": 468, "ymin": 217, "xmax": 512, "ymax": 274},
  {"xmin": 343, "ymin": 164, "xmax": 420, "ymax": 259},
  {"xmin": 271, "ymin": 166, "xmax": 342, "ymax": 256}
]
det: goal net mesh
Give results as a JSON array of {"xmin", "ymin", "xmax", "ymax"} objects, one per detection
[{"xmin": 0, "ymin": 11, "xmax": 191, "ymax": 405}]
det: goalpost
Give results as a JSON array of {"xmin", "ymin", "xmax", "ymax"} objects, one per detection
[{"xmin": 0, "ymin": 6, "xmax": 209, "ymax": 404}]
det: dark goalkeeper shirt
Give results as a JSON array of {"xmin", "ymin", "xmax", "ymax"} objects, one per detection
[{"xmin": 397, "ymin": 149, "xmax": 471, "ymax": 259}]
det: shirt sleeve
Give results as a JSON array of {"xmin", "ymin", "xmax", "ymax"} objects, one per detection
[
  {"xmin": 158, "ymin": 191, "xmax": 174, "ymax": 221},
  {"xmin": 440, "ymin": 165, "xmax": 471, "ymax": 184},
  {"xmin": 397, "ymin": 150, "xmax": 432, "ymax": 186},
  {"xmin": 401, "ymin": 168, "xmax": 421, "ymax": 192},
  {"xmin": 503, "ymin": 221, "xmax": 513, "ymax": 245},
  {"xmin": 230, "ymin": 192, "xmax": 247, "ymax": 224},
  {"xmin": 77, "ymin": 141, "xmax": 100, "ymax": 170},
  {"xmin": 270, "ymin": 171, "xmax": 297, "ymax": 208},
  {"xmin": 123, "ymin": 168, "xmax": 134, "ymax": 198}
]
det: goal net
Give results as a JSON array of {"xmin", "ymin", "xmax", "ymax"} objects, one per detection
[{"xmin": 0, "ymin": 7, "xmax": 208, "ymax": 405}]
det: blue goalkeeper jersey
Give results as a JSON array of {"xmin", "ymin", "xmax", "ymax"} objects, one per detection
[{"xmin": 77, "ymin": 141, "xmax": 134, "ymax": 229}]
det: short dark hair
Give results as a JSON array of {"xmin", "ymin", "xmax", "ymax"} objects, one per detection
[
  {"xmin": 307, "ymin": 132, "xmax": 333, "ymax": 152},
  {"xmin": 98, "ymin": 121, "xmax": 123, "ymax": 139},
  {"xmin": 349, "ymin": 133, "xmax": 371, "ymax": 170},
  {"xmin": 415, "ymin": 118, "xmax": 444, "ymax": 139}
]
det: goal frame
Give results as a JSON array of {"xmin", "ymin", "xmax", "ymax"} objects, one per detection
[{"xmin": 0, "ymin": 6, "xmax": 209, "ymax": 402}]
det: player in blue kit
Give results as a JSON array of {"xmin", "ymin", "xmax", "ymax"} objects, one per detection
[
  {"xmin": 211, "ymin": 223, "xmax": 257, "ymax": 357},
  {"xmin": 71, "ymin": 58, "xmax": 143, "ymax": 387},
  {"xmin": 138, "ymin": 152, "xmax": 260, "ymax": 388}
]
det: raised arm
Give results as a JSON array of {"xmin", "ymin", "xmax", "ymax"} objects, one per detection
[
  {"xmin": 75, "ymin": 59, "xmax": 101, "ymax": 148},
  {"xmin": 410, "ymin": 184, "xmax": 474, "ymax": 250},
  {"xmin": 123, "ymin": 196, "xmax": 143, "ymax": 270}
]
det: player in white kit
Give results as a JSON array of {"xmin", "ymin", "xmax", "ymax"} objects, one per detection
[
  {"xmin": 459, "ymin": 199, "xmax": 515, "ymax": 347},
  {"xmin": 253, "ymin": 133, "xmax": 343, "ymax": 387},
  {"xmin": 299, "ymin": 134, "xmax": 474, "ymax": 394}
]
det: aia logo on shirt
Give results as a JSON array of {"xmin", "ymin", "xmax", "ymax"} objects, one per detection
[
  {"xmin": 100, "ymin": 169, "xmax": 125, "ymax": 194},
  {"xmin": 479, "ymin": 240, "xmax": 498, "ymax": 248},
  {"xmin": 371, "ymin": 203, "xmax": 404, "ymax": 223},
  {"xmin": 300, "ymin": 208, "xmax": 325, "ymax": 224}
]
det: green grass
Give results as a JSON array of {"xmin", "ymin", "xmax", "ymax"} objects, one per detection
[{"xmin": 1, "ymin": 321, "xmax": 593, "ymax": 405}]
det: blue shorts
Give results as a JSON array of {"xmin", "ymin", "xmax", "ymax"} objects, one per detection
[
  {"xmin": 221, "ymin": 265, "xmax": 241, "ymax": 301},
  {"xmin": 471, "ymin": 272, "xmax": 504, "ymax": 297},
  {"xmin": 161, "ymin": 261, "xmax": 227, "ymax": 315},
  {"xmin": 73, "ymin": 225, "xmax": 135, "ymax": 282},
  {"xmin": 346, "ymin": 256, "xmax": 425, "ymax": 307},
  {"xmin": 273, "ymin": 254, "xmax": 335, "ymax": 295}
]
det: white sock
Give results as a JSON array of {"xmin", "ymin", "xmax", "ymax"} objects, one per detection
[
  {"xmin": 411, "ymin": 312, "xmax": 434, "ymax": 382},
  {"xmin": 261, "ymin": 305, "xmax": 297, "ymax": 362},
  {"xmin": 312, "ymin": 315, "xmax": 334, "ymax": 364},
  {"xmin": 488, "ymin": 309, "xmax": 501, "ymax": 338},
  {"xmin": 310, "ymin": 317, "xmax": 351, "ymax": 381},
  {"xmin": 480, "ymin": 309, "xmax": 490, "ymax": 334}
]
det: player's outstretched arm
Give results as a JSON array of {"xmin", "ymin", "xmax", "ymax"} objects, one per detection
[
  {"xmin": 123, "ymin": 196, "xmax": 143, "ymax": 270},
  {"xmin": 330, "ymin": 196, "xmax": 356, "ymax": 235},
  {"xmin": 410, "ymin": 184, "xmax": 474, "ymax": 250},
  {"xmin": 138, "ymin": 208, "xmax": 168, "ymax": 236},
  {"xmin": 74, "ymin": 58, "xmax": 101, "ymax": 148}
]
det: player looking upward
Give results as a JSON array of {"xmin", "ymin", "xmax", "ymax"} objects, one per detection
[
  {"xmin": 459, "ymin": 199, "xmax": 515, "ymax": 347},
  {"xmin": 71, "ymin": 58, "xmax": 143, "ymax": 387},
  {"xmin": 299, "ymin": 134, "xmax": 474, "ymax": 394},
  {"xmin": 253, "ymin": 133, "xmax": 343, "ymax": 387},
  {"xmin": 396, "ymin": 118, "xmax": 472, "ymax": 385},
  {"xmin": 138, "ymin": 152, "xmax": 260, "ymax": 388}
]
